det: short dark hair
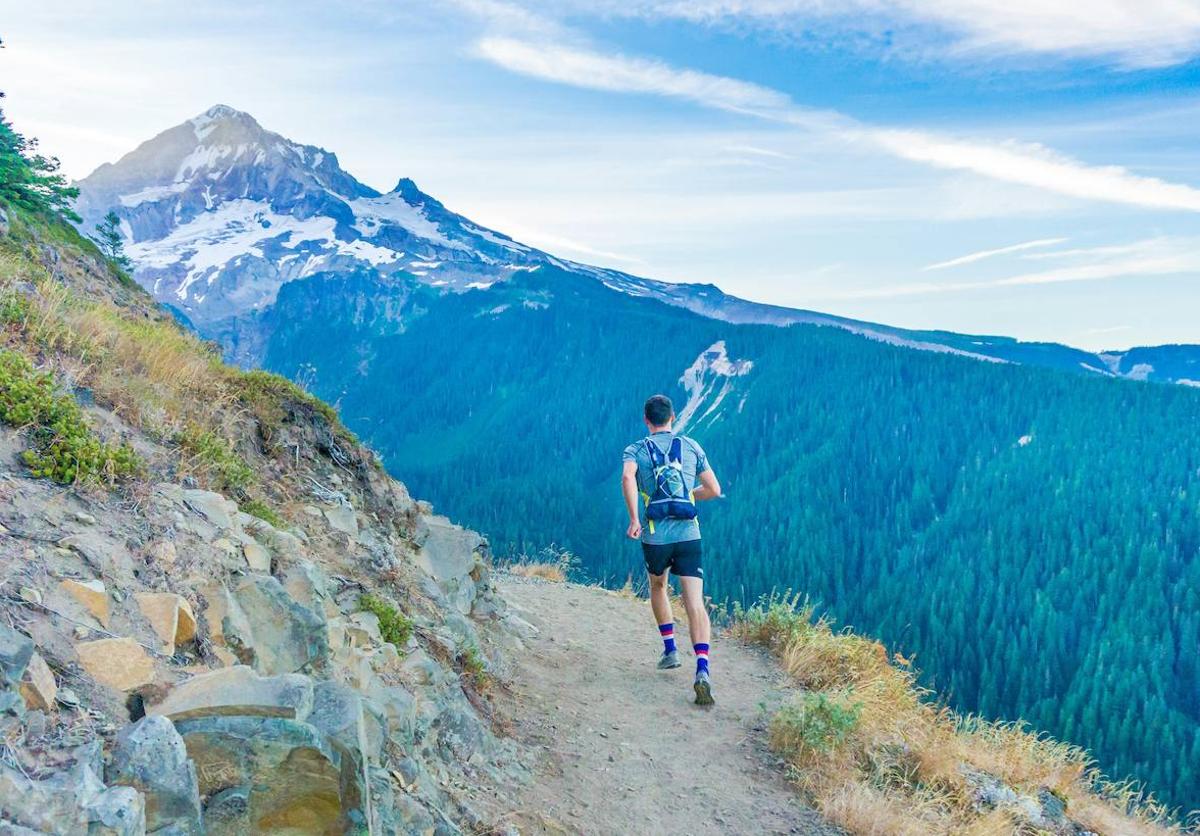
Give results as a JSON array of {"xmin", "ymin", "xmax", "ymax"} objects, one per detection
[{"xmin": 644, "ymin": 394, "xmax": 674, "ymax": 426}]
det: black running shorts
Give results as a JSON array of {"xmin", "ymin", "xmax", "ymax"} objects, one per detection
[{"xmin": 642, "ymin": 539, "xmax": 703, "ymax": 579}]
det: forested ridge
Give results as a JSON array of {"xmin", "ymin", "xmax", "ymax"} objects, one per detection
[{"xmin": 262, "ymin": 267, "xmax": 1200, "ymax": 814}]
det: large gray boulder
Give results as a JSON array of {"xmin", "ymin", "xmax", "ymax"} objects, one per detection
[
  {"xmin": 0, "ymin": 624, "xmax": 33, "ymax": 688},
  {"xmin": 173, "ymin": 715, "xmax": 368, "ymax": 835},
  {"xmin": 0, "ymin": 759, "xmax": 145, "ymax": 836},
  {"xmin": 210, "ymin": 575, "xmax": 328, "ymax": 675},
  {"xmin": 415, "ymin": 515, "xmax": 481, "ymax": 583},
  {"xmin": 107, "ymin": 716, "xmax": 203, "ymax": 834},
  {"xmin": 149, "ymin": 666, "xmax": 315, "ymax": 722},
  {"xmin": 415, "ymin": 515, "xmax": 487, "ymax": 614},
  {"xmin": 0, "ymin": 624, "xmax": 33, "ymax": 717}
]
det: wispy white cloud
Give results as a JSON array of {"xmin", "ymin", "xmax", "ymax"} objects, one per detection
[
  {"xmin": 922, "ymin": 237, "xmax": 1067, "ymax": 271},
  {"xmin": 830, "ymin": 238, "xmax": 1200, "ymax": 299},
  {"xmin": 722, "ymin": 144, "xmax": 793, "ymax": 160},
  {"xmin": 1018, "ymin": 239, "xmax": 1169, "ymax": 261},
  {"xmin": 538, "ymin": 0, "xmax": 1200, "ymax": 68},
  {"xmin": 475, "ymin": 36, "xmax": 1200, "ymax": 213},
  {"xmin": 870, "ymin": 130, "xmax": 1200, "ymax": 211},
  {"xmin": 476, "ymin": 36, "xmax": 798, "ymax": 115}
]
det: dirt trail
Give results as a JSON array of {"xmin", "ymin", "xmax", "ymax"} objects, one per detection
[{"xmin": 494, "ymin": 575, "xmax": 836, "ymax": 836}]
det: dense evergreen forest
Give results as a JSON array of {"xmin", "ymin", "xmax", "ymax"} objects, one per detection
[{"xmin": 262, "ymin": 267, "xmax": 1200, "ymax": 814}]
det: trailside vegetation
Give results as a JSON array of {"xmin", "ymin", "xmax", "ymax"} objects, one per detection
[{"xmin": 731, "ymin": 594, "xmax": 1179, "ymax": 834}]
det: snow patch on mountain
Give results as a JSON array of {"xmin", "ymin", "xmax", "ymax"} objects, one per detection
[
  {"xmin": 125, "ymin": 199, "xmax": 401, "ymax": 301},
  {"xmin": 1125, "ymin": 363, "xmax": 1155, "ymax": 381},
  {"xmin": 349, "ymin": 192, "xmax": 464, "ymax": 250},
  {"xmin": 119, "ymin": 182, "xmax": 190, "ymax": 207},
  {"xmin": 676, "ymin": 341, "xmax": 754, "ymax": 430}
]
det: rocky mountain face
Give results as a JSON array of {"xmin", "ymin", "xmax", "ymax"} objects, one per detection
[
  {"xmin": 75, "ymin": 105, "xmax": 544, "ymax": 330},
  {"xmin": 77, "ymin": 106, "xmax": 1200, "ymax": 384},
  {"xmin": 0, "ymin": 215, "xmax": 539, "ymax": 833}
]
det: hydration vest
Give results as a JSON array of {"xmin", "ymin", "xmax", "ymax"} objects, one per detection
[{"xmin": 643, "ymin": 436, "xmax": 698, "ymax": 524}]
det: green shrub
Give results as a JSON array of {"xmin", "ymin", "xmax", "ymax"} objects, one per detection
[
  {"xmin": 177, "ymin": 425, "xmax": 253, "ymax": 491},
  {"xmin": 0, "ymin": 291, "xmax": 31, "ymax": 326},
  {"xmin": 240, "ymin": 497, "xmax": 286, "ymax": 528},
  {"xmin": 727, "ymin": 591, "xmax": 815, "ymax": 648},
  {"xmin": 458, "ymin": 645, "xmax": 490, "ymax": 691},
  {"xmin": 770, "ymin": 692, "xmax": 862, "ymax": 764},
  {"xmin": 0, "ymin": 349, "xmax": 140, "ymax": 484},
  {"xmin": 235, "ymin": 368, "xmax": 339, "ymax": 425},
  {"xmin": 357, "ymin": 594, "xmax": 413, "ymax": 647}
]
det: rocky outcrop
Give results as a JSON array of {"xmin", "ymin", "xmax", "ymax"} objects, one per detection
[
  {"xmin": 108, "ymin": 716, "xmax": 203, "ymax": 834},
  {"xmin": 1, "ymin": 450, "xmax": 531, "ymax": 834},
  {"xmin": 0, "ymin": 215, "xmax": 535, "ymax": 832}
]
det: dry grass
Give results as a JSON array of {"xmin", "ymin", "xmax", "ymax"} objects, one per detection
[
  {"xmin": 504, "ymin": 545, "xmax": 578, "ymax": 584},
  {"xmin": 728, "ymin": 594, "xmax": 1184, "ymax": 836},
  {"xmin": 0, "ymin": 233, "xmax": 307, "ymax": 497},
  {"xmin": 508, "ymin": 562, "xmax": 567, "ymax": 583}
]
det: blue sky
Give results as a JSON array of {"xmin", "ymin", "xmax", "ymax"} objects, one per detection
[{"xmin": 3, "ymin": 0, "xmax": 1199, "ymax": 349}]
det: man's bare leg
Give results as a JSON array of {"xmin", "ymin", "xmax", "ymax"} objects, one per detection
[
  {"xmin": 678, "ymin": 576, "xmax": 711, "ymax": 645},
  {"xmin": 648, "ymin": 571, "xmax": 673, "ymax": 626},
  {"xmin": 648, "ymin": 572, "xmax": 681, "ymax": 669},
  {"xmin": 679, "ymin": 575, "xmax": 714, "ymax": 704}
]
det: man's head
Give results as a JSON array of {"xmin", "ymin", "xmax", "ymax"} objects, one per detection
[{"xmin": 644, "ymin": 394, "xmax": 674, "ymax": 430}]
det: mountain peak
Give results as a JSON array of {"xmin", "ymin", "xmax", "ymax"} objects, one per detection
[
  {"xmin": 197, "ymin": 103, "xmax": 247, "ymax": 120},
  {"xmin": 188, "ymin": 103, "xmax": 264, "ymax": 143}
]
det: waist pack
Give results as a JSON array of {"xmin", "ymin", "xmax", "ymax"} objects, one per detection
[{"xmin": 643, "ymin": 436, "xmax": 697, "ymax": 522}]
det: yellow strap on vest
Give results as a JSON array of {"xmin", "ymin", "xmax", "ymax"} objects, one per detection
[{"xmin": 639, "ymin": 491, "xmax": 654, "ymax": 534}]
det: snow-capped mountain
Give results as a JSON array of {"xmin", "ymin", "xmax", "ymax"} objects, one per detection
[
  {"xmin": 76, "ymin": 105, "xmax": 1200, "ymax": 385},
  {"xmin": 76, "ymin": 105, "xmax": 543, "ymax": 324}
]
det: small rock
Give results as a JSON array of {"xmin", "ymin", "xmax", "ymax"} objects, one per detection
[
  {"xmin": 135, "ymin": 592, "xmax": 197, "ymax": 655},
  {"xmin": 242, "ymin": 541, "xmax": 271, "ymax": 573},
  {"xmin": 18, "ymin": 586, "xmax": 42, "ymax": 606},
  {"xmin": 75, "ymin": 638, "xmax": 155, "ymax": 692},
  {"xmin": 147, "ymin": 539, "xmax": 177, "ymax": 567},
  {"xmin": 73, "ymin": 511, "xmax": 97, "ymax": 525},
  {"xmin": 57, "ymin": 687, "xmax": 80, "ymax": 708},
  {"xmin": 19, "ymin": 651, "xmax": 57, "ymax": 712},
  {"xmin": 182, "ymin": 489, "xmax": 235, "ymax": 530},
  {"xmin": 61, "ymin": 578, "xmax": 110, "ymax": 628},
  {"xmin": 322, "ymin": 504, "xmax": 359, "ymax": 538},
  {"xmin": 24, "ymin": 709, "xmax": 47, "ymax": 739}
]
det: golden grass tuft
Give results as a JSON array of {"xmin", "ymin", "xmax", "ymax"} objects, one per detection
[
  {"xmin": 729, "ymin": 594, "xmax": 1184, "ymax": 835},
  {"xmin": 505, "ymin": 545, "xmax": 578, "ymax": 584},
  {"xmin": 508, "ymin": 562, "xmax": 567, "ymax": 583}
]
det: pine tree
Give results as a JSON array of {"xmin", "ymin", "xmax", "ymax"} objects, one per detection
[
  {"xmin": 94, "ymin": 210, "xmax": 132, "ymax": 272},
  {"xmin": 0, "ymin": 104, "xmax": 80, "ymax": 221}
]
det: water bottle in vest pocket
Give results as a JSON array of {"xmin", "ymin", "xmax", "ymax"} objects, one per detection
[{"xmin": 644, "ymin": 436, "xmax": 698, "ymax": 522}]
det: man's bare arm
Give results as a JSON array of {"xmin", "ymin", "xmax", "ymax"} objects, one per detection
[
  {"xmin": 621, "ymin": 460, "xmax": 642, "ymax": 539},
  {"xmin": 692, "ymin": 469, "xmax": 722, "ymax": 502}
]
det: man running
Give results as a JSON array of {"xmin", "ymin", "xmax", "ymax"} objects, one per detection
[{"xmin": 622, "ymin": 394, "xmax": 722, "ymax": 706}]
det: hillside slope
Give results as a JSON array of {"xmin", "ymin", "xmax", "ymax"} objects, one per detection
[
  {"xmin": 0, "ymin": 203, "xmax": 1186, "ymax": 835},
  {"xmin": 0, "ymin": 208, "xmax": 542, "ymax": 832}
]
